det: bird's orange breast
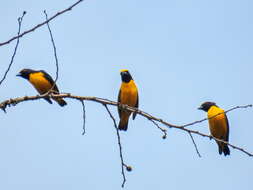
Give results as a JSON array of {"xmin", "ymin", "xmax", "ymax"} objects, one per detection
[
  {"xmin": 29, "ymin": 72, "xmax": 52, "ymax": 94},
  {"xmin": 207, "ymin": 106, "xmax": 228, "ymax": 139},
  {"xmin": 120, "ymin": 80, "xmax": 138, "ymax": 107}
]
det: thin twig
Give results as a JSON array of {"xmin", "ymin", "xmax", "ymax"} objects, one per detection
[
  {"xmin": 0, "ymin": 94, "xmax": 252, "ymax": 157},
  {"xmin": 80, "ymin": 100, "xmax": 86, "ymax": 135},
  {"xmin": 0, "ymin": 11, "xmax": 26, "ymax": 86},
  {"xmin": 44, "ymin": 10, "xmax": 59, "ymax": 89},
  {"xmin": 188, "ymin": 132, "xmax": 201, "ymax": 157},
  {"xmin": 181, "ymin": 104, "xmax": 253, "ymax": 128},
  {"xmin": 149, "ymin": 119, "xmax": 167, "ymax": 139},
  {"xmin": 0, "ymin": 0, "xmax": 84, "ymax": 46},
  {"xmin": 103, "ymin": 104, "xmax": 128, "ymax": 188}
]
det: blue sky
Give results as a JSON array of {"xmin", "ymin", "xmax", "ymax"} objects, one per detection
[{"xmin": 0, "ymin": 0, "xmax": 252, "ymax": 189}]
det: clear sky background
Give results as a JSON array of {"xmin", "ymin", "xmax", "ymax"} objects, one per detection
[{"xmin": 0, "ymin": 0, "xmax": 252, "ymax": 189}]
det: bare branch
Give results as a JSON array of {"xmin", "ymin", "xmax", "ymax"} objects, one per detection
[
  {"xmin": 44, "ymin": 10, "xmax": 59, "ymax": 88},
  {"xmin": 188, "ymin": 132, "xmax": 201, "ymax": 157},
  {"xmin": 80, "ymin": 100, "xmax": 86, "ymax": 135},
  {"xmin": 0, "ymin": 0, "xmax": 84, "ymax": 46},
  {"xmin": 0, "ymin": 11, "xmax": 26, "ymax": 86},
  {"xmin": 0, "ymin": 93, "xmax": 252, "ymax": 157},
  {"xmin": 103, "ymin": 104, "xmax": 128, "ymax": 188},
  {"xmin": 181, "ymin": 104, "xmax": 253, "ymax": 128},
  {"xmin": 148, "ymin": 119, "xmax": 167, "ymax": 139}
]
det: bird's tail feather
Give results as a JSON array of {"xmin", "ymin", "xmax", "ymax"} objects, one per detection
[
  {"xmin": 223, "ymin": 144, "xmax": 230, "ymax": 156},
  {"xmin": 54, "ymin": 98, "xmax": 67, "ymax": 107},
  {"xmin": 118, "ymin": 118, "xmax": 129, "ymax": 131},
  {"xmin": 218, "ymin": 143, "xmax": 230, "ymax": 156},
  {"xmin": 44, "ymin": 97, "xmax": 53, "ymax": 104}
]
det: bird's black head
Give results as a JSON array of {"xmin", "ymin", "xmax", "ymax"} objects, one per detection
[
  {"xmin": 198, "ymin": 102, "xmax": 217, "ymax": 112},
  {"xmin": 120, "ymin": 69, "xmax": 133, "ymax": 83},
  {"xmin": 16, "ymin": 69, "xmax": 36, "ymax": 80}
]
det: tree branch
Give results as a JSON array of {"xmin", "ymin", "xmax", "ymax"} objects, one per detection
[
  {"xmin": 0, "ymin": 0, "xmax": 84, "ymax": 46},
  {"xmin": 181, "ymin": 104, "xmax": 252, "ymax": 128},
  {"xmin": 44, "ymin": 10, "xmax": 59, "ymax": 88},
  {"xmin": 80, "ymin": 100, "xmax": 86, "ymax": 135},
  {"xmin": 0, "ymin": 11, "xmax": 26, "ymax": 86},
  {"xmin": 148, "ymin": 119, "xmax": 167, "ymax": 139},
  {"xmin": 0, "ymin": 93, "xmax": 252, "ymax": 157},
  {"xmin": 188, "ymin": 132, "xmax": 201, "ymax": 157},
  {"xmin": 103, "ymin": 104, "xmax": 129, "ymax": 188}
]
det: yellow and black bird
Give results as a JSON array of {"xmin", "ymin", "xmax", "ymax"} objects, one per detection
[
  {"xmin": 118, "ymin": 69, "xmax": 139, "ymax": 131},
  {"xmin": 198, "ymin": 102, "xmax": 230, "ymax": 156},
  {"xmin": 17, "ymin": 69, "xmax": 67, "ymax": 107}
]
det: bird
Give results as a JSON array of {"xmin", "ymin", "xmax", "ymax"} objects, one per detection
[
  {"xmin": 117, "ymin": 69, "xmax": 139, "ymax": 131},
  {"xmin": 17, "ymin": 69, "xmax": 67, "ymax": 107},
  {"xmin": 198, "ymin": 102, "xmax": 230, "ymax": 156}
]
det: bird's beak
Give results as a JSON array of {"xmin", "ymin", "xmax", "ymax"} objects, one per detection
[
  {"xmin": 198, "ymin": 106, "xmax": 203, "ymax": 110},
  {"xmin": 16, "ymin": 73, "xmax": 21, "ymax": 77}
]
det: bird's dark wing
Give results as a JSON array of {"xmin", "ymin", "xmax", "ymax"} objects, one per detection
[
  {"xmin": 117, "ymin": 89, "xmax": 122, "ymax": 118},
  {"xmin": 40, "ymin": 70, "xmax": 59, "ymax": 93},
  {"xmin": 225, "ymin": 114, "xmax": 229, "ymax": 142},
  {"xmin": 132, "ymin": 92, "xmax": 139, "ymax": 120}
]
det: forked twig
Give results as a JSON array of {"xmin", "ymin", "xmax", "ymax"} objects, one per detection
[
  {"xmin": 0, "ymin": 11, "xmax": 26, "ymax": 86},
  {"xmin": 103, "ymin": 104, "xmax": 129, "ymax": 188}
]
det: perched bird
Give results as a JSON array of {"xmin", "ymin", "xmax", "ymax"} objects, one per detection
[
  {"xmin": 17, "ymin": 69, "xmax": 67, "ymax": 107},
  {"xmin": 198, "ymin": 102, "xmax": 230, "ymax": 156},
  {"xmin": 118, "ymin": 69, "xmax": 139, "ymax": 131}
]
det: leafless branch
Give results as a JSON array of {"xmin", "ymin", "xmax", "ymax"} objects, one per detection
[
  {"xmin": 0, "ymin": 11, "xmax": 26, "ymax": 86},
  {"xmin": 44, "ymin": 10, "xmax": 59, "ymax": 88},
  {"xmin": 0, "ymin": 93, "xmax": 252, "ymax": 157},
  {"xmin": 103, "ymin": 104, "xmax": 129, "ymax": 188},
  {"xmin": 80, "ymin": 100, "xmax": 86, "ymax": 135},
  {"xmin": 181, "ymin": 104, "xmax": 253, "ymax": 128},
  {"xmin": 148, "ymin": 119, "xmax": 167, "ymax": 139},
  {"xmin": 0, "ymin": 0, "xmax": 84, "ymax": 46},
  {"xmin": 188, "ymin": 132, "xmax": 201, "ymax": 157}
]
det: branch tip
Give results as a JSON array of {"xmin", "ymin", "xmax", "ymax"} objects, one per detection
[
  {"xmin": 0, "ymin": 11, "xmax": 25, "ymax": 87},
  {"xmin": 0, "ymin": 0, "xmax": 84, "ymax": 46},
  {"xmin": 126, "ymin": 165, "xmax": 132, "ymax": 172},
  {"xmin": 80, "ymin": 100, "xmax": 86, "ymax": 135}
]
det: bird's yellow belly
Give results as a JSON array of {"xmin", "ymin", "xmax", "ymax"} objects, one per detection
[
  {"xmin": 208, "ymin": 113, "xmax": 227, "ymax": 139},
  {"xmin": 29, "ymin": 75, "xmax": 52, "ymax": 94},
  {"xmin": 120, "ymin": 82, "xmax": 138, "ymax": 107}
]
